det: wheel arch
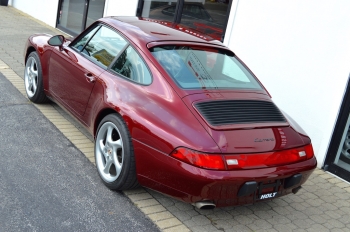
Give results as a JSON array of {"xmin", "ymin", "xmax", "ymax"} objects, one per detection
[
  {"xmin": 94, "ymin": 108, "xmax": 121, "ymax": 138},
  {"xmin": 25, "ymin": 46, "xmax": 37, "ymax": 64}
]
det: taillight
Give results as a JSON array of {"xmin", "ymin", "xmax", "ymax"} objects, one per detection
[
  {"xmin": 170, "ymin": 144, "xmax": 314, "ymax": 170},
  {"xmin": 225, "ymin": 144, "xmax": 315, "ymax": 170},
  {"xmin": 170, "ymin": 147, "xmax": 225, "ymax": 170}
]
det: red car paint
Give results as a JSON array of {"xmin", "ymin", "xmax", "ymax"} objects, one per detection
[{"xmin": 24, "ymin": 17, "xmax": 316, "ymax": 207}]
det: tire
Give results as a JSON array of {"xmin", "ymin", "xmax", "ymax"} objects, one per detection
[
  {"xmin": 95, "ymin": 113, "xmax": 139, "ymax": 190},
  {"xmin": 24, "ymin": 51, "xmax": 49, "ymax": 103}
]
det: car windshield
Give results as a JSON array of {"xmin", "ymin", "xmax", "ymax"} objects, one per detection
[{"xmin": 150, "ymin": 45, "xmax": 262, "ymax": 90}]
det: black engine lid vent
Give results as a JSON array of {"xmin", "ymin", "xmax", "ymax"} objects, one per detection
[{"xmin": 195, "ymin": 100, "xmax": 286, "ymax": 126}]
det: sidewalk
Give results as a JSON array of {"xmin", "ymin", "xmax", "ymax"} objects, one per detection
[{"xmin": 1, "ymin": 5, "xmax": 350, "ymax": 232}]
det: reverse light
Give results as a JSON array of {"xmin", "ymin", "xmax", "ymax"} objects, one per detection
[{"xmin": 170, "ymin": 147, "xmax": 225, "ymax": 170}]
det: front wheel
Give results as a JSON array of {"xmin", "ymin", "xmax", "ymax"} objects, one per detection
[
  {"xmin": 24, "ymin": 51, "xmax": 49, "ymax": 103},
  {"xmin": 95, "ymin": 114, "xmax": 139, "ymax": 190}
]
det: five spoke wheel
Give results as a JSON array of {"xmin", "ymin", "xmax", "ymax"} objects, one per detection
[
  {"xmin": 24, "ymin": 52, "xmax": 48, "ymax": 103},
  {"xmin": 95, "ymin": 114, "xmax": 138, "ymax": 190},
  {"xmin": 24, "ymin": 56, "xmax": 38, "ymax": 98},
  {"xmin": 96, "ymin": 122, "xmax": 124, "ymax": 182}
]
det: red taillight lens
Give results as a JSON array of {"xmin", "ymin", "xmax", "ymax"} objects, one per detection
[
  {"xmin": 170, "ymin": 147, "xmax": 225, "ymax": 170},
  {"xmin": 170, "ymin": 144, "xmax": 314, "ymax": 170},
  {"xmin": 304, "ymin": 144, "xmax": 314, "ymax": 159},
  {"xmin": 225, "ymin": 144, "xmax": 315, "ymax": 170}
]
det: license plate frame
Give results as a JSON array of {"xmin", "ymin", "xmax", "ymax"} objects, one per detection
[{"xmin": 254, "ymin": 179, "xmax": 282, "ymax": 201}]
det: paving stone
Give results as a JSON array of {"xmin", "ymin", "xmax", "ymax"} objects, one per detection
[
  {"xmin": 338, "ymin": 214, "xmax": 350, "ymax": 224},
  {"xmin": 306, "ymin": 198, "xmax": 325, "ymax": 207},
  {"xmin": 334, "ymin": 191, "xmax": 350, "ymax": 200},
  {"xmin": 163, "ymin": 224, "xmax": 190, "ymax": 232},
  {"xmin": 309, "ymin": 214, "xmax": 329, "ymax": 224},
  {"xmin": 285, "ymin": 210, "xmax": 308, "ymax": 221},
  {"xmin": 344, "ymin": 187, "xmax": 350, "ymax": 193},
  {"xmin": 158, "ymin": 197, "xmax": 176, "ymax": 207},
  {"xmin": 140, "ymin": 205, "xmax": 167, "ymax": 215},
  {"xmin": 182, "ymin": 215, "xmax": 212, "ymax": 227},
  {"xmin": 325, "ymin": 210, "xmax": 343, "ymax": 219},
  {"xmin": 174, "ymin": 201, "xmax": 194, "ymax": 211},
  {"xmin": 303, "ymin": 207, "xmax": 324, "ymax": 216},
  {"xmin": 273, "ymin": 223, "xmax": 297, "ymax": 232},
  {"xmin": 254, "ymin": 229, "xmax": 278, "ymax": 232},
  {"xmin": 210, "ymin": 219, "xmax": 234, "ymax": 230},
  {"xmin": 340, "ymin": 204, "xmax": 350, "ymax": 215},
  {"xmin": 318, "ymin": 202, "xmax": 338, "ymax": 211},
  {"xmin": 291, "ymin": 219, "xmax": 315, "ymax": 229},
  {"xmin": 135, "ymin": 199, "xmax": 159, "ymax": 208},
  {"xmin": 156, "ymin": 217, "xmax": 182, "ymax": 229},
  {"xmin": 249, "ymin": 202, "xmax": 272, "ymax": 212},
  {"xmin": 246, "ymin": 219, "xmax": 273, "ymax": 230},
  {"xmin": 148, "ymin": 211, "xmax": 174, "ymax": 222},
  {"xmin": 224, "ymin": 224, "xmax": 252, "ymax": 232},
  {"xmin": 191, "ymin": 224, "xmax": 222, "ymax": 232},
  {"xmin": 306, "ymin": 224, "xmax": 330, "ymax": 232},
  {"xmin": 328, "ymin": 177, "xmax": 343, "ymax": 184},
  {"xmin": 128, "ymin": 192, "xmax": 153, "ymax": 202},
  {"xmin": 331, "ymin": 228, "xmax": 349, "ymax": 232},
  {"xmin": 327, "ymin": 199, "xmax": 350, "ymax": 208},
  {"xmin": 227, "ymin": 206, "xmax": 253, "ymax": 216},
  {"xmin": 207, "ymin": 210, "xmax": 233, "ymax": 221},
  {"xmin": 233, "ymin": 214, "xmax": 259, "ymax": 225},
  {"xmin": 185, "ymin": 209, "xmax": 199, "ymax": 217},
  {"xmin": 254, "ymin": 209, "xmax": 279, "ymax": 220},
  {"xmin": 171, "ymin": 210, "xmax": 193, "ymax": 221},
  {"xmin": 326, "ymin": 219, "xmax": 345, "ymax": 229}
]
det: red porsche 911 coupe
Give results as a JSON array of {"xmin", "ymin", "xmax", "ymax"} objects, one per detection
[{"xmin": 24, "ymin": 16, "xmax": 317, "ymax": 208}]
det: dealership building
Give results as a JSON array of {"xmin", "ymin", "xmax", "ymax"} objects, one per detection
[{"xmin": 7, "ymin": 0, "xmax": 350, "ymax": 183}]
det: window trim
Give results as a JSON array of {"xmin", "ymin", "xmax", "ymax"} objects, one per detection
[
  {"xmin": 68, "ymin": 22, "xmax": 153, "ymax": 85},
  {"xmin": 107, "ymin": 45, "xmax": 154, "ymax": 86}
]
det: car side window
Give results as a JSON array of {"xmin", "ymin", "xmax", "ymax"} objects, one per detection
[
  {"xmin": 74, "ymin": 25, "xmax": 128, "ymax": 67},
  {"xmin": 72, "ymin": 26, "xmax": 100, "ymax": 55},
  {"xmin": 111, "ymin": 46, "xmax": 152, "ymax": 85}
]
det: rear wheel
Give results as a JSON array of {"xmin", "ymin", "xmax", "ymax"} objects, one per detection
[
  {"xmin": 95, "ymin": 114, "xmax": 139, "ymax": 190},
  {"xmin": 24, "ymin": 52, "xmax": 49, "ymax": 103}
]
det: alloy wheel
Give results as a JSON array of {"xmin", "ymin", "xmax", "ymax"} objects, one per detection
[{"xmin": 95, "ymin": 122, "xmax": 124, "ymax": 183}]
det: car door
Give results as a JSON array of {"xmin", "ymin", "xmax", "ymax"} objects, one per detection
[{"xmin": 48, "ymin": 24, "xmax": 127, "ymax": 117}]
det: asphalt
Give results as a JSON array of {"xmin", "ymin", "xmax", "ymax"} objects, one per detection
[{"xmin": 1, "ymin": 5, "xmax": 350, "ymax": 232}]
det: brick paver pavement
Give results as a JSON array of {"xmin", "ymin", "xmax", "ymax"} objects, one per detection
[{"xmin": 1, "ymin": 5, "xmax": 350, "ymax": 232}]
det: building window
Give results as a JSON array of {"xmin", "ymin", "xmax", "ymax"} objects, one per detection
[
  {"xmin": 57, "ymin": 0, "xmax": 105, "ymax": 36},
  {"xmin": 138, "ymin": 0, "xmax": 231, "ymax": 41},
  {"xmin": 324, "ymin": 75, "xmax": 350, "ymax": 182}
]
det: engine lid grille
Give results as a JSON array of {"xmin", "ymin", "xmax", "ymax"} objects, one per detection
[{"xmin": 195, "ymin": 100, "xmax": 286, "ymax": 126}]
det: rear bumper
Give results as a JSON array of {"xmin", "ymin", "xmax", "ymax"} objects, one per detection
[{"xmin": 134, "ymin": 140, "xmax": 317, "ymax": 207}]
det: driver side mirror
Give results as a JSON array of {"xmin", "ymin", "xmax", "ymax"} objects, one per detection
[{"xmin": 48, "ymin": 35, "xmax": 65, "ymax": 47}]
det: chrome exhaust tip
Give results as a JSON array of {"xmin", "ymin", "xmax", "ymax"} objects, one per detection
[{"xmin": 193, "ymin": 201, "xmax": 216, "ymax": 210}]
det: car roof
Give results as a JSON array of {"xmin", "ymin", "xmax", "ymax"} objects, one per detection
[{"xmin": 98, "ymin": 16, "xmax": 224, "ymax": 48}]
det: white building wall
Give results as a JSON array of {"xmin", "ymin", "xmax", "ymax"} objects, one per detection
[
  {"xmin": 224, "ymin": 0, "xmax": 350, "ymax": 166},
  {"xmin": 8, "ymin": 0, "xmax": 59, "ymax": 28},
  {"xmin": 104, "ymin": 0, "xmax": 138, "ymax": 17}
]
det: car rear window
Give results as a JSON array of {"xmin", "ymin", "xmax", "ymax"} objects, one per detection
[{"xmin": 150, "ymin": 45, "xmax": 262, "ymax": 90}]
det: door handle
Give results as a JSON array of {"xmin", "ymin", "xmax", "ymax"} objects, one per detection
[{"xmin": 85, "ymin": 73, "xmax": 96, "ymax": 83}]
